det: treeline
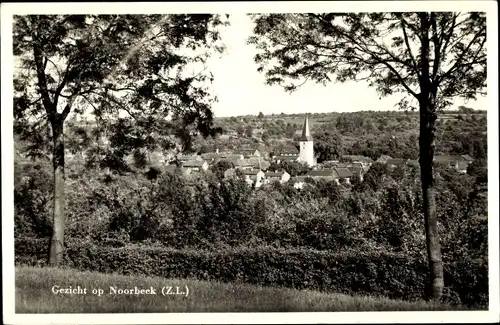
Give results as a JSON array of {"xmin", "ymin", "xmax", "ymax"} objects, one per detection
[
  {"xmin": 15, "ymin": 157, "xmax": 487, "ymax": 253},
  {"xmin": 195, "ymin": 111, "xmax": 487, "ymax": 162}
]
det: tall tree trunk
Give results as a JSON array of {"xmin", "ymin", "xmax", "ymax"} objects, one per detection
[
  {"xmin": 418, "ymin": 12, "xmax": 444, "ymax": 301},
  {"xmin": 49, "ymin": 117, "xmax": 66, "ymax": 265},
  {"xmin": 419, "ymin": 95, "xmax": 444, "ymax": 301}
]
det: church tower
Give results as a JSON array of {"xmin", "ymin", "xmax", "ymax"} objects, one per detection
[{"xmin": 298, "ymin": 114, "xmax": 315, "ymax": 167}]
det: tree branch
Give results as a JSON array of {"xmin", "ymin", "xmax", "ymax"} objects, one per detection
[
  {"xmin": 439, "ymin": 26, "xmax": 486, "ymax": 83},
  {"xmin": 310, "ymin": 13, "xmax": 419, "ymax": 98},
  {"xmin": 379, "ymin": 60, "xmax": 419, "ymax": 98},
  {"xmin": 430, "ymin": 13, "xmax": 441, "ymax": 87},
  {"xmin": 401, "ymin": 17, "xmax": 421, "ymax": 80},
  {"xmin": 53, "ymin": 66, "xmax": 71, "ymax": 107},
  {"xmin": 31, "ymin": 41, "xmax": 55, "ymax": 121}
]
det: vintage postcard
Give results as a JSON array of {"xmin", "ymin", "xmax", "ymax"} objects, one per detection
[{"xmin": 2, "ymin": 1, "xmax": 499, "ymax": 324}]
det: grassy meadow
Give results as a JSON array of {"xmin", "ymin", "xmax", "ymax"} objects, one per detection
[{"xmin": 16, "ymin": 266, "xmax": 462, "ymax": 313}]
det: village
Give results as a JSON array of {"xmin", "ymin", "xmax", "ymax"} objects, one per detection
[{"xmin": 155, "ymin": 115, "xmax": 476, "ymax": 189}]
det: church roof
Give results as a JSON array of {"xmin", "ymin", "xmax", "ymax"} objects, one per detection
[{"xmin": 299, "ymin": 114, "xmax": 313, "ymax": 141}]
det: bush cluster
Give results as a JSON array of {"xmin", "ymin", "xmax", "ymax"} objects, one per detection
[
  {"xmin": 14, "ymin": 157, "xmax": 488, "ymax": 307},
  {"xmin": 15, "ymin": 237, "xmax": 487, "ymax": 307}
]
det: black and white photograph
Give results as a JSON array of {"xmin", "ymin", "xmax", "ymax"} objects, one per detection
[{"xmin": 2, "ymin": 1, "xmax": 498, "ymax": 324}]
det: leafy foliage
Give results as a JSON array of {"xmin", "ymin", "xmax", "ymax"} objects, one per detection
[
  {"xmin": 14, "ymin": 14, "xmax": 228, "ymax": 166},
  {"xmin": 16, "ymin": 237, "xmax": 487, "ymax": 307},
  {"xmin": 248, "ymin": 13, "xmax": 486, "ymax": 110}
]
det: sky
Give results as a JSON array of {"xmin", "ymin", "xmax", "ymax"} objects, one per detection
[
  {"xmin": 206, "ymin": 14, "xmax": 487, "ymax": 118},
  {"xmin": 10, "ymin": 12, "xmax": 489, "ymax": 120}
]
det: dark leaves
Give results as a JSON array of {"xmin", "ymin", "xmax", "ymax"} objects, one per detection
[
  {"xmin": 250, "ymin": 13, "xmax": 486, "ymax": 109},
  {"xmin": 15, "ymin": 14, "xmax": 228, "ymax": 165}
]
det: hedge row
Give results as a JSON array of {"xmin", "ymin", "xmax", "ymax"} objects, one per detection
[{"xmin": 15, "ymin": 237, "xmax": 487, "ymax": 308}]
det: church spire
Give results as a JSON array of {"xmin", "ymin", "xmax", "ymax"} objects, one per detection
[{"xmin": 300, "ymin": 114, "xmax": 313, "ymax": 141}]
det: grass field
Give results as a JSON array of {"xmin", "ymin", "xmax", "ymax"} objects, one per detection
[{"xmin": 15, "ymin": 266, "xmax": 462, "ymax": 313}]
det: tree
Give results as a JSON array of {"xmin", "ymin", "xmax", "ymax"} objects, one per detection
[
  {"xmin": 236, "ymin": 125, "xmax": 245, "ymax": 137},
  {"xmin": 258, "ymin": 111, "xmax": 264, "ymax": 119},
  {"xmin": 281, "ymin": 161, "xmax": 309, "ymax": 177},
  {"xmin": 313, "ymin": 130, "xmax": 344, "ymax": 162},
  {"xmin": 467, "ymin": 158, "xmax": 487, "ymax": 184},
  {"xmin": 211, "ymin": 160, "xmax": 235, "ymax": 179},
  {"xmin": 261, "ymin": 131, "xmax": 270, "ymax": 143},
  {"xmin": 245, "ymin": 124, "xmax": 254, "ymax": 138},
  {"xmin": 249, "ymin": 12, "xmax": 486, "ymax": 300},
  {"xmin": 14, "ymin": 14, "xmax": 228, "ymax": 265}
]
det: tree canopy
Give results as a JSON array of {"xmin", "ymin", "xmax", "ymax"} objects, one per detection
[
  {"xmin": 13, "ymin": 14, "xmax": 229, "ymax": 265},
  {"xmin": 14, "ymin": 14, "xmax": 229, "ymax": 161},
  {"xmin": 248, "ymin": 12, "xmax": 487, "ymax": 301},
  {"xmin": 248, "ymin": 13, "xmax": 486, "ymax": 110}
]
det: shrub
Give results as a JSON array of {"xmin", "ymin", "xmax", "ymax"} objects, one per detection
[
  {"xmin": 14, "ymin": 159, "xmax": 53, "ymax": 238},
  {"xmin": 14, "ymin": 237, "xmax": 487, "ymax": 308},
  {"xmin": 196, "ymin": 177, "xmax": 266, "ymax": 247}
]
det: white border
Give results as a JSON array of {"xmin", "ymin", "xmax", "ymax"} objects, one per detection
[{"xmin": 2, "ymin": 2, "xmax": 499, "ymax": 324}]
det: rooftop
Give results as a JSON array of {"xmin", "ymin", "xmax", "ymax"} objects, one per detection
[
  {"xmin": 386, "ymin": 158, "xmax": 408, "ymax": 166},
  {"xmin": 183, "ymin": 160, "xmax": 207, "ymax": 167},
  {"xmin": 243, "ymin": 169, "xmax": 263, "ymax": 175},
  {"xmin": 335, "ymin": 167, "xmax": 353, "ymax": 178},
  {"xmin": 307, "ymin": 169, "xmax": 336, "ymax": 177},
  {"xmin": 265, "ymin": 171, "xmax": 287, "ymax": 177},
  {"xmin": 291, "ymin": 176, "xmax": 309, "ymax": 182}
]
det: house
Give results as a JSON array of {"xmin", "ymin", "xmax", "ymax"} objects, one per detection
[
  {"xmin": 376, "ymin": 155, "xmax": 393, "ymax": 164},
  {"xmin": 342, "ymin": 155, "xmax": 374, "ymax": 167},
  {"xmin": 457, "ymin": 161, "xmax": 470, "ymax": 174},
  {"xmin": 275, "ymin": 155, "xmax": 298, "ymax": 164},
  {"xmin": 332, "ymin": 162, "xmax": 351, "ymax": 168},
  {"xmin": 225, "ymin": 153, "xmax": 245, "ymax": 160},
  {"xmin": 279, "ymin": 146, "xmax": 299, "ymax": 156},
  {"xmin": 386, "ymin": 158, "xmax": 409, "ymax": 169},
  {"xmin": 234, "ymin": 149, "xmax": 261, "ymax": 157},
  {"xmin": 217, "ymin": 152, "xmax": 231, "ymax": 159},
  {"xmin": 264, "ymin": 171, "xmax": 291, "ymax": 184},
  {"xmin": 201, "ymin": 152, "xmax": 223, "ymax": 162},
  {"xmin": 291, "ymin": 176, "xmax": 309, "ymax": 189},
  {"xmin": 460, "ymin": 154, "xmax": 474, "ymax": 162},
  {"xmin": 181, "ymin": 160, "xmax": 209, "ymax": 172},
  {"xmin": 306, "ymin": 169, "xmax": 338, "ymax": 182},
  {"xmin": 242, "ymin": 169, "xmax": 266, "ymax": 188},
  {"xmin": 323, "ymin": 160, "xmax": 339, "ymax": 164},
  {"xmin": 334, "ymin": 167, "xmax": 353, "ymax": 184},
  {"xmin": 245, "ymin": 157, "xmax": 262, "ymax": 166},
  {"xmin": 407, "ymin": 159, "xmax": 420, "ymax": 168},
  {"xmin": 177, "ymin": 154, "xmax": 203, "ymax": 162},
  {"xmin": 233, "ymin": 159, "xmax": 255, "ymax": 170},
  {"xmin": 434, "ymin": 155, "xmax": 458, "ymax": 167},
  {"xmin": 347, "ymin": 166, "xmax": 364, "ymax": 181},
  {"xmin": 254, "ymin": 160, "xmax": 271, "ymax": 171},
  {"xmin": 434, "ymin": 155, "xmax": 474, "ymax": 172}
]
